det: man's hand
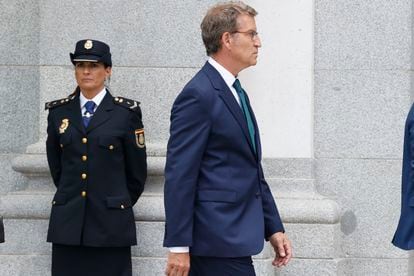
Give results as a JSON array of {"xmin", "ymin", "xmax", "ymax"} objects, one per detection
[
  {"xmin": 269, "ymin": 232, "xmax": 292, "ymax": 267},
  {"xmin": 165, "ymin": 252, "xmax": 190, "ymax": 276}
]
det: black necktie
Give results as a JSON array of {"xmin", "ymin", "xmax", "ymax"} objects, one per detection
[{"xmin": 82, "ymin": 101, "xmax": 96, "ymax": 127}]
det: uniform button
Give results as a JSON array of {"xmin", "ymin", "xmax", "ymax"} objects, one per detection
[
  {"xmin": 109, "ymin": 145, "xmax": 114, "ymax": 150},
  {"xmin": 120, "ymin": 204, "xmax": 125, "ymax": 209},
  {"xmin": 52, "ymin": 201, "xmax": 56, "ymax": 205},
  {"xmin": 82, "ymin": 155, "xmax": 87, "ymax": 161},
  {"xmin": 81, "ymin": 191, "xmax": 87, "ymax": 197},
  {"xmin": 60, "ymin": 144, "xmax": 63, "ymax": 148},
  {"xmin": 82, "ymin": 137, "xmax": 88, "ymax": 144},
  {"xmin": 81, "ymin": 173, "xmax": 87, "ymax": 180}
]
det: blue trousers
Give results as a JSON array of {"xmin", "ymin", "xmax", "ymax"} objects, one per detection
[{"xmin": 189, "ymin": 255, "xmax": 256, "ymax": 276}]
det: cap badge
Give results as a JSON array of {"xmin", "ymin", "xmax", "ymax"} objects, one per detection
[{"xmin": 84, "ymin": 40, "xmax": 93, "ymax": 50}]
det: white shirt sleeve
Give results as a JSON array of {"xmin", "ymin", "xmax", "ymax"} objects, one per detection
[{"xmin": 168, "ymin": 247, "xmax": 190, "ymax": 253}]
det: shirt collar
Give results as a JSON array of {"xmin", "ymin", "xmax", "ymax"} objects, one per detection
[
  {"xmin": 208, "ymin": 57, "xmax": 236, "ymax": 89},
  {"xmin": 79, "ymin": 87, "xmax": 107, "ymax": 108}
]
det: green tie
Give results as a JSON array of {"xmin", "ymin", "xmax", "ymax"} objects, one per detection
[{"xmin": 233, "ymin": 79, "xmax": 256, "ymax": 154}]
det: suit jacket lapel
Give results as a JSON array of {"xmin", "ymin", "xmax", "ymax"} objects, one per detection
[
  {"xmin": 86, "ymin": 90, "xmax": 114, "ymax": 133},
  {"xmin": 203, "ymin": 62, "xmax": 257, "ymax": 157}
]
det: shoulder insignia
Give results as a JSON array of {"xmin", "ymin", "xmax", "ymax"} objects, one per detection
[
  {"xmin": 45, "ymin": 88, "xmax": 78, "ymax": 110},
  {"xmin": 44, "ymin": 97, "xmax": 71, "ymax": 110},
  {"xmin": 114, "ymin": 96, "xmax": 141, "ymax": 111}
]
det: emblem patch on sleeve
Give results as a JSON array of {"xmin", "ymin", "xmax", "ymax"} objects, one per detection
[
  {"xmin": 135, "ymin": 129, "xmax": 145, "ymax": 148},
  {"xmin": 59, "ymin": 119, "xmax": 69, "ymax": 134}
]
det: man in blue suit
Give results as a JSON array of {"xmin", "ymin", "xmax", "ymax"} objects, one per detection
[{"xmin": 164, "ymin": 2, "xmax": 292, "ymax": 275}]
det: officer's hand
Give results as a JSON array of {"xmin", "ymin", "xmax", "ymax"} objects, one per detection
[
  {"xmin": 269, "ymin": 232, "xmax": 292, "ymax": 267},
  {"xmin": 165, "ymin": 252, "xmax": 190, "ymax": 276}
]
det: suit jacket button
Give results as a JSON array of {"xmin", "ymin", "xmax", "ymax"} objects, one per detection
[
  {"xmin": 81, "ymin": 173, "xmax": 87, "ymax": 180},
  {"xmin": 120, "ymin": 204, "xmax": 125, "ymax": 209},
  {"xmin": 81, "ymin": 191, "xmax": 87, "ymax": 197},
  {"xmin": 60, "ymin": 144, "xmax": 63, "ymax": 148},
  {"xmin": 52, "ymin": 200, "xmax": 56, "ymax": 205},
  {"xmin": 81, "ymin": 155, "xmax": 87, "ymax": 161},
  {"xmin": 82, "ymin": 137, "xmax": 88, "ymax": 144},
  {"xmin": 109, "ymin": 145, "xmax": 114, "ymax": 150}
]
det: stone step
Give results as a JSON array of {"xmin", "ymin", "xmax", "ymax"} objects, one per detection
[
  {"xmin": 0, "ymin": 219, "xmax": 338, "ymax": 260},
  {"xmin": 0, "ymin": 191, "xmax": 338, "ymax": 224}
]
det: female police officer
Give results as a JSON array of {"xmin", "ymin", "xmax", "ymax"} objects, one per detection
[{"xmin": 45, "ymin": 39, "xmax": 147, "ymax": 276}]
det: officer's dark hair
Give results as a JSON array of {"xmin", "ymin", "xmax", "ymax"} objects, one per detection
[
  {"xmin": 73, "ymin": 61, "xmax": 111, "ymax": 69},
  {"xmin": 200, "ymin": 1, "xmax": 257, "ymax": 56}
]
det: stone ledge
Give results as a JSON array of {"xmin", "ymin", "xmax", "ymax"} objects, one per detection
[
  {"xmin": 0, "ymin": 192, "xmax": 339, "ymax": 224},
  {"xmin": 12, "ymin": 153, "xmax": 166, "ymax": 176},
  {"xmin": 0, "ymin": 193, "xmax": 164, "ymax": 221}
]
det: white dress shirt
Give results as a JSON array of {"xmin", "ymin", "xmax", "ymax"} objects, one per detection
[
  {"xmin": 208, "ymin": 57, "xmax": 241, "ymax": 106},
  {"xmin": 79, "ymin": 87, "xmax": 107, "ymax": 116},
  {"xmin": 168, "ymin": 58, "xmax": 241, "ymax": 254}
]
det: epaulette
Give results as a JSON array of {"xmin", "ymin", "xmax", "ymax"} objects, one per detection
[
  {"xmin": 44, "ymin": 90, "xmax": 77, "ymax": 110},
  {"xmin": 114, "ymin": 96, "xmax": 140, "ymax": 111}
]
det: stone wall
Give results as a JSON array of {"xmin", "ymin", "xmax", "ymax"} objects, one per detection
[
  {"xmin": 314, "ymin": 0, "xmax": 412, "ymax": 274},
  {"xmin": 0, "ymin": 0, "xmax": 412, "ymax": 275}
]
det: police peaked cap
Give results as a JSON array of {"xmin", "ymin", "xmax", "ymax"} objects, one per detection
[{"xmin": 70, "ymin": 39, "xmax": 112, "ymax": 67}]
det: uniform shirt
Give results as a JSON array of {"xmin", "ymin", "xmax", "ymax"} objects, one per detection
[
  {"xmin": 79, "ymin": 87, "xmax": 107, "ymax": 116},
  {"xmin": 168, "ymin": 57, "xmax": 241, "ymax": 254}
]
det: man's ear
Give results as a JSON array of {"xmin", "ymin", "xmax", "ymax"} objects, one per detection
[{"xmin": 221, "ymin": 32, "xmax": 233, "ymax": 50}]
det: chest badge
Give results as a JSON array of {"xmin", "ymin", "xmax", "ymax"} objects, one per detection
[
  {"xmin": 135, "ymin": 129, "xmax": 145, "ymax": 148},
  {"xmin": 59, "ymin": 119, "xmax": 69, "ymax": 134}
]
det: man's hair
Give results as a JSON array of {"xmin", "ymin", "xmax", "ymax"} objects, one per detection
[{"xmin": 200, "ymin": 1, "xmax": 257, "ymax": 56}]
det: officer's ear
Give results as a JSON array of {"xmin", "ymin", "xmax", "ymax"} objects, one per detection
[{"xmin": 105, "ymin": 66, "xmax": 112, "ymax": 77}]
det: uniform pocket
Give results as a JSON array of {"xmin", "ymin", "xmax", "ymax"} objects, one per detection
[
  {"xmin": 59, "ymin": 133, "xmax": 72, "ymax": 147},
  {"xmin": 106, "ymin": 196, "xmax": 132, "ymax": 209},
  {"xmin": 52, "ymin": 192, "xmax": 67, "ymax": 205},
  {"xmin": 99, "ymin": 136, "xmax": 121, "ymax": 150},
  {"xmin": 197, "ymin": 189, "xmax": 237, "ymax": 203}
]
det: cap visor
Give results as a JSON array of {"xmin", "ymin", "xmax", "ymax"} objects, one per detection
[
  {"xmin": 72, "ymin": 54, "xmax": 101, "ymax": 63},
  {"xmin": 73, "ymin": 58, "xmax": 99, "ymax": 62}
]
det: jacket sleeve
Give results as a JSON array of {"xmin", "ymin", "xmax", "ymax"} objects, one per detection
[
  {"xmin": 46, "ymin": 112, "xmax": 62, "ymax": 187},
  {"xmin": 123, "ymin": 107, "xmax": 147, "ymax": 206},
  {"xmin": 163, "ymin": 88, "xmax": 211, "ymax": 247},
  {"xmin": 259, "ymin": 164, "xmax": 285, "ymax": 239}
]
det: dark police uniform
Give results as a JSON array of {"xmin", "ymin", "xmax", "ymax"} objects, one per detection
[{"xmin": 45, "ymin": 39, "xmax": 147, "ymax": 276}]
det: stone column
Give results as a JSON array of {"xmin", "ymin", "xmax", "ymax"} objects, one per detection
[{"xmin": 315, "ymin": 0, "xmax": 411, "ymax": 274}]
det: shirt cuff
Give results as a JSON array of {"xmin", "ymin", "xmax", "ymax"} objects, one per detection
[{"xmin": 168, "ymin": 247, "xmax": 189, "ymax": 253}]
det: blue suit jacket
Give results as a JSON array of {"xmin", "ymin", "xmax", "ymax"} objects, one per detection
[
  {"xmin": 163, "ymin": 62, "xmax": 284, "ymax": 257},
  {"xmin": 393, "ymin": 104, "xmax": 414, "ymax": 250}
]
